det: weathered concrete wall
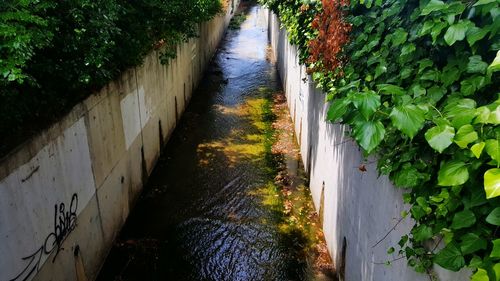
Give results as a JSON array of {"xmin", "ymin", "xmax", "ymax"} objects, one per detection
[
  {"xmin": 267, "ymin": 11, "xmax": 469, "ymax": 281},
  {"xmin": 0, "ymin": 6, "xmax": 238, "ymax": 281}
]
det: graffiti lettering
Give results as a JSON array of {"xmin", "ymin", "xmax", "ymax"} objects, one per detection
[{"xmin": 10, "ymin": 194, "xmax": 78, "ymax": 281}]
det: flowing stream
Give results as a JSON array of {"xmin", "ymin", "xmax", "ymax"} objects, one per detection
[{"xmin": 97, "ymin": 3, "xmax": 334, "ymax": 280}]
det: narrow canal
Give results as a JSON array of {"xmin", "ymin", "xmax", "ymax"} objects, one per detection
[{"xmin": 97, "ymin": 2, "xmax": 334, "ymax": 280}]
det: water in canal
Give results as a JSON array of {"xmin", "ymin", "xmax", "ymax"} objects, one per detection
[{"xmin": 97, "ymin": 2, "xmax": 334, "ymax": 280}]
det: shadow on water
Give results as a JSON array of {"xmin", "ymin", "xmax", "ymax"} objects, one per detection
[{"xmin": 97, "ymin": 2, "xmax": 335, "ymax": 281}]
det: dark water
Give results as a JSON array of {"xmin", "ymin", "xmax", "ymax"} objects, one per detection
[{"xmin": 97, "ymin": 4, "xmax": 323, "ymax": 281}]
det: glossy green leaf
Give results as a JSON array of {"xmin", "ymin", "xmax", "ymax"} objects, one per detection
[
  {"xmin": 460, "ymin": 233, "xmax": 487, "ymax": 255},
  {"xmin": 351, "ymin": 91, "xmax": 381, "ymax": 120},
  {"xmin": 425, "ymin": 125, "xmax": 455, "ymax": 153},
  {"xmin": 441, "ymin": 66, "xmax": 461, "ymax": 86},
  {"xmin": 390, "ymin": 105, "xmax": 426, "ymax": 138},
  {"xmin": 412, "ymin": 224, "xmax": 433, "ymax": 242},
  {"xmin": 488, "ymin": 51, "xmax": 500, "ymax": 72},
  {"xmin": 376, "ymin": 84, "xmax": 405, "ymax": 95},
  {"xmin": 485, "ymin": 140, "xmax": 500, "ymax": 162},
  {"xmin": 461, "ymin": 79, "xmax": 476, "ymax": 96},
  {"xmin": 471, "ymin": 268, "xmax": 489, "ymax": 281},
  {"xmin": 467, "ymin": 55, "xmax": 489, "ymax": 74},
  {"xmin": 438, "ymin": 160, "xmax": 469, "ymax": 186},
  {"xmin": 491, "ymin": 239, "xmax": 500, "ymax": 258},
  {"xmin": 488, "ymin": 105, "xmax": 500, "ymax": 124},
  {"xmin": 394, "ymin": 165, "xmax": 425, "ymax": 188},
  {"xmin": 353, "ymin": 120, "xmax": 385, "ymax": 153},
  {"xmin": 434, "ymin": 243, "xmax": 465, "ymax": 272},
  {"xmin": 486, "ymin": 207, "xmax": 500, "ymax": 226},
  {"xmin": 475, "ymin": 107, "xmax": 491, "ymax": 124},
  {"xmin": 444, "ymin": 21, "xmax": 469, "ymax": 46},
  {"xmin": 493, "ymin": 263, "xmax": 500, "ymax": 281},
  {"xmin": 451, "ymin": 209, "xmax": 476, "ymax": 229},
  {"xmin": 327, "ymin": 98, "xmax": 350, "ymax": 122},
  {"xmin": 431, "ymin": 21, "xmax": 448, "ymax": 42},
  {"xmin": 401, "ymin": 43, "xmax": 416, "ymax": 56},
  {"xmin": 392, "ymin": 28, "xmax": 408, "ymax": 46},
  {"xmin": 485, "ymin": 169, "xmax": 500, "ymax": 199},
  {"xmin": 467, "ymin": 26, "xmax": 489, "ymax": 46},
  {"xmin": 471, "ymin": 142, "xmax": 486, "ymax": 158},
  {"xmin": 454, "ymin": 125, "xmax": 478, "ymax": 148},
  {"xmin": 421, "ymin": 0, "xmax": 447, "ymax": 16},
  {"xmin": 474, "ymin": 0, "xmax": 497, "ymax": 6}
]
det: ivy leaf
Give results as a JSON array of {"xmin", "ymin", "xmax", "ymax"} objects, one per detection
[
  {"xmin": 392, "ymin": 28, "xmax": 408, "ymax": 46},
  {"xmin": 353, "ymin": 120, "xmax": 385, "ymax": 153},
  {"xmin": 461, "ymin": 79, "xmax": 477, "ymax": 96},
  {"xmin": 471, "ymin": 268, "xmax": 489, "ymax": 281},
  {"xmin": 425, "ymin": 125, "xmax": 455, "ymax": 153},
  {"xmin": 438, "ymin": 160, "xmax": 469, "ymax": 186},
  {"xmin": 467, "ymin": 26, "xmax": 489, "ymax": 46},
  {"xmin": 444, "ymin": 98, "xmax": 477, "ymax": 118},
  {"xmin": 401, "ymin": 43, "xmax": 416, "ymax": 56},
  {"xmin": 488, "ymin": 105, "xmax": 500, "ymax": 124},
  {"xmin": 446, "ymin": 2, "xmax": 466, "ymax": 15},
  {"xmin": 390, "ymin": 105, "xmax": 426, "ymax": 138},
  {"xmin": 444, "ymin": 21, "xmax": 470, "ymax": 46},
  {"xmin": 441, "ymin": 66, "xmax": 461, "ymax": 86},
  {"xmin": 411, "ymin": 84, "xmax": 426, "ymax": 98},
  {"xmin": 376, "ymin": 84, "xmax": 405, "ymax": 95},
  {"xmin": 491, "ymin": 239, "xmax": 500, "ymax": 258},
  {"xmin": 485, "ymin": 168, "xmax": 500, "ymax": 199},
  {"xmin": 444, "ymin": 98, "xmax": 477, "ymax": 128},
  {"xmin": 460, "ymin": 233, "xmax": 487, "ymax": 255},
  {"xmin": 471, "ymin": 142, "xmax": 486, "ymax": 158},
  {"xmin": 467, "ymin": 55, "xmax": 489, "ymax": 74},
  {"xmin": 434, "ymin": 243, "xmax": 465, "ymax": 272},
  {"xmin": 470, "ymin": 256, "xmax": 483, "ymax": 268},
  {"xmin": 494, "ymin": 264, "xmax": 500, "ymax": 281},
  {"xmin": 486, "ymin": 207, "xmax": 500, "ymax": 226},
  {"xmin": 475, "ymin": 107, "xmax": 491, "ymax": 124},
  {"xmin": 374, "ymin": 63, "xmax": 387, "ymax": 79},
  {"xmin": 351, "ymin": 91, "xmax": 381, "ymax": 120},
  {"xmin": 485, "ymin": 139, "xmax": 499, "ymax": 162},
  {"xmin": 474, "ymin": 0, "xmax": 497, "ymax": 6},
  {"xmin": 451, "ymin": 209, "xmax": 476, "ymax": 229},
  {"xmin": 327, "ymin": 98, "xmax": 350, "ymax": 122},
  {"xmin": 412, "ymin": 224, "xmax": 433, "ymax": 242},
  {"xmin": 420, "ymin": 69, "xmax": 440, "ymax": 81},
  {"xmin": 421, "ymin": 0, "xmax": 447, "ymax": 16},
  {"xmin": 394, "ymin": 165, "xmax": 424, "ymax": 188},
  {"xmin": 431, "ymin": 21, "xmax": 448, "ymax": 42},
  {"xmin": 454, "ymin": 124, "xmax": 478, "ymax": 148},
  {"xmin": 428, "ymin": 86, "xmax": 446, "ymax": 103},
  {"xmin": 411, "ymin": 205, "xmax": 427, "ymax": 220},
  {"xmin": 488, "ymin": 51, "xmax": 500, "ymax": 73}
]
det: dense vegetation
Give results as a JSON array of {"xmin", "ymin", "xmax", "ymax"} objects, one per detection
[
  {"xmin": 0, "ymin": 0, "xmax": 222, "ymax": 156},
  {"xmin": 261, "ymin": 0, "xmax": 499, "ymax": 279}
]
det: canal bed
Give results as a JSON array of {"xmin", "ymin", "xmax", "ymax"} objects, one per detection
[{"xmin": 97, "ymin": 3, "xmax": 334, "ymax": 280}]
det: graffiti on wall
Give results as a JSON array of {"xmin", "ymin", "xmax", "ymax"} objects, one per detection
[{"xmin": 9, "ymin": 193, "xmax": 78, "ymax": 281}]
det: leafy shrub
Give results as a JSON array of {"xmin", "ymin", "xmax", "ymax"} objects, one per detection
[
  {"xmin": 261, "ymin": 0, "xmax": 500, "ymax": 278},
  {"xmin": 0, "ymin": 0, "xmax": 222, "ymax": 156}
]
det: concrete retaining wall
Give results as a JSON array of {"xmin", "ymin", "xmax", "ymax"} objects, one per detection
[
  {"xmin": 0, "ymin": 6, "xmax": 237, "ymax": 281},
  {"xmin": 267, "ymin": 11, "xmax": 469, "ymax": 281}
]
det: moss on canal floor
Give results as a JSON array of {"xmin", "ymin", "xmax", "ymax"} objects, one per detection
[{"xmin": 248, "ymin": 87, "xmax": 337, "ymax": 280}]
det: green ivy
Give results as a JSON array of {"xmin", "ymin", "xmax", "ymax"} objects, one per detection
[{"xmin": 262, "ymin": 0, "xmax": 500, "ymax": 278}]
